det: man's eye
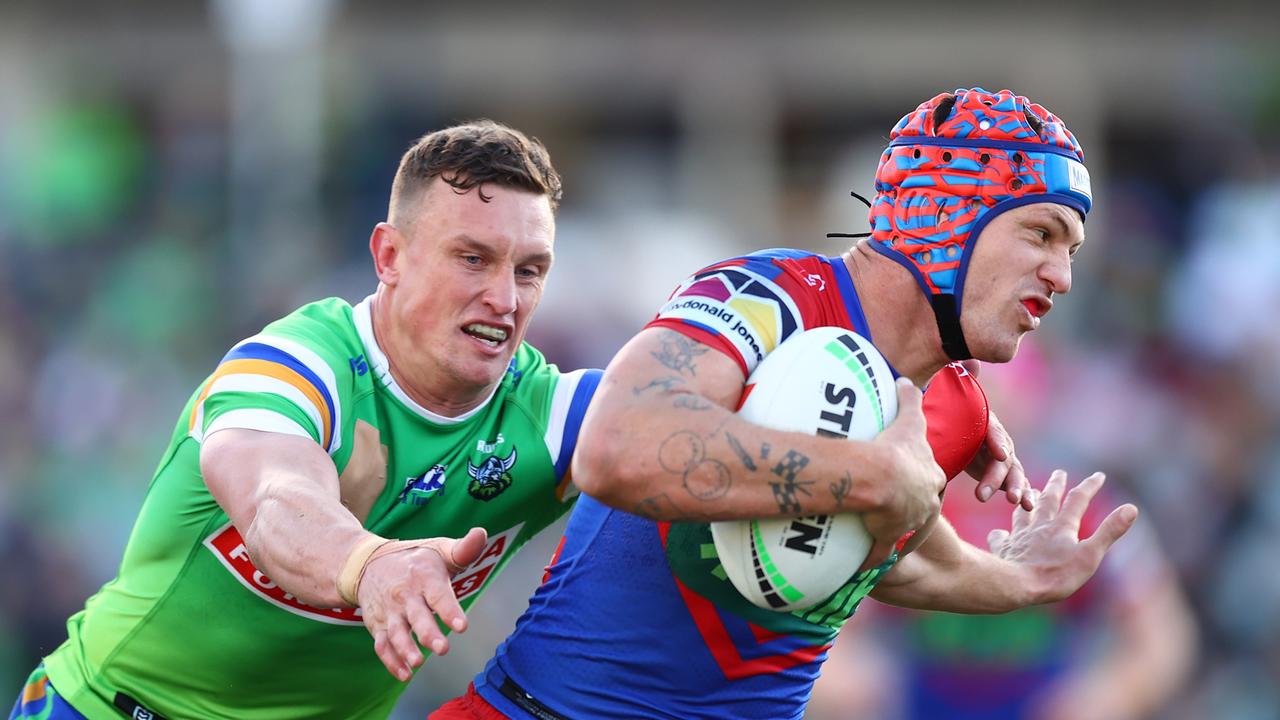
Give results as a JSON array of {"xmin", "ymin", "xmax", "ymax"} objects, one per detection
[{"xmin": 463, "ymin": 255, "xmax": 482, "ymax": 265}]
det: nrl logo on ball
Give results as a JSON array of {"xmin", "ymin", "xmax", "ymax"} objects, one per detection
[{"xmin": 467, "ymin": 447, "xmax": 517, "ymax": 501}]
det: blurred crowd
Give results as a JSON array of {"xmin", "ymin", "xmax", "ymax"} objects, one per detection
[{"xmin": 3, "ymin": 5, "xmax": 1280, "ymax": 719}]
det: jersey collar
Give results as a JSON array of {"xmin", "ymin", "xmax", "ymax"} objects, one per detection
[{"xmin": 352, "ymin": 295, "xmax": 497, "ymax": 425}]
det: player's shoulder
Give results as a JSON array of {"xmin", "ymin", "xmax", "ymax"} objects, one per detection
[
  {"xmin": 241, "ymin": 296, "xmax": 371, "ymax": 377},
  {"xmin": 217, "ymin": 297, "xmax": 366, "ymax": 401},
  {"xmin": 504, "ymin": 343, "xmax": 599, "ymax": 417},
  {"xmin": 261, "ymin": 297, "xmax": 361, "ymax": 352},
  {"xmin": 505, "ymin": 343, "xmax": 601, "ymax": 411},
  {"xmin": 695, "ymin": 247, "xmax": 827, "ymax": 277}
]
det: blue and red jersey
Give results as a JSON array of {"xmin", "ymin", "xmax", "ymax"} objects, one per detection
[{"xmin": 473, "ymin": 249, "xmax": 989, "ymax": 719}]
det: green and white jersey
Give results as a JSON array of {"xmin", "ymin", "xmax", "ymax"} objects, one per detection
[{"xmin": 44, "ymin": 296, "xmax": 602, "ymax": 720}]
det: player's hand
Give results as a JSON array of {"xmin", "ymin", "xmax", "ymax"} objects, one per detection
[
  {"xmin": 966, "ymin": 408, "xmax": 1033, "ymax": 510},
  {"xmin": 862, "ymin": 378, "xmax": 946, "ymax": 571},
  {"xmin": 357, "ymin": 527, "xmax": 488, "ymax": 681},
  {"xmin": 986, "ymin": 470, "xmax": 1138, "ymax": 604}
]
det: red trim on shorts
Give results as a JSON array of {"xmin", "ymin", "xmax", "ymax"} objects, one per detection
[{"xmin": 428, "ymin": 683, "xmax": 509, "ymax": 720}]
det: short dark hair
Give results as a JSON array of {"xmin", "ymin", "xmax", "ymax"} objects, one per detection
[{"xmin": 389, "ymin": 119, "xmax": 562, "ymax": 221}]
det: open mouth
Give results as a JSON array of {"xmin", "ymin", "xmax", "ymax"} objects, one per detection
[
  {"xmin": 463, "ymin": 323, "xmax": 510, "ymax": 348},
  {"xmin": 1022, "ymin": 298, "xmax": 1050, "ymax": 318}
]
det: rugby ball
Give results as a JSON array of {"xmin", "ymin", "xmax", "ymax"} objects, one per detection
[{"xmin": 710, "ymin": 326, "xmax": 898, "ymax": 612}]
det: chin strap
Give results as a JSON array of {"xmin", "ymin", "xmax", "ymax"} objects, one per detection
[{"xmin": 930, "ymin": 295, "xmax": 972, "ymax": 361}]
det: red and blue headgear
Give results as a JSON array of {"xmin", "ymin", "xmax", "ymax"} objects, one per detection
[{"xmin": 868, "ymin": 87, "xmax": 1093, "ymax": 360}]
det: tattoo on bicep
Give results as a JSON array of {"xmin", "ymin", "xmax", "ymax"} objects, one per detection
[
  {"xmin": 673, "ymin": 394, "xmax": 714, "ymax": 411},
  {"xmin": 651, "ymin": 333, "xmax": 708, "ymax": 376},
  {"xmin": 831, "ymin": 472, "xmax": 852, "ymax": 508},
  {"xmin": 725, "ymin": 432, "xmax": 757, "ymax": 471},
  {"xmin": 633, "ymin": 375, "xmax": 685, "ymax": 396}
]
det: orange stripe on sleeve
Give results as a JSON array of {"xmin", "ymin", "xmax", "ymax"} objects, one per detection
[{"xmin": 187, "ymin": 358, "xmax": 332, "ymax": 447}]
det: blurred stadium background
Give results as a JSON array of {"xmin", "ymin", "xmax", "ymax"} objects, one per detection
[{"xmin": 2, "ymin": 2, "xmax": 1279, "ymax": 718}]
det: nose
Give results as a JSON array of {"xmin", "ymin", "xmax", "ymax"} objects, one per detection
[
  {"xmin": 1039, "ymin": 249, "xmax": 1073, "ymax": 295},
  {"xmin": 482, "ymin": 270, "xmax": 518, "ymax": 315}
]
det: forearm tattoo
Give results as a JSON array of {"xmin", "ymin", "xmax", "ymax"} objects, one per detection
[
  {"xmin": 642, "ymin": 332, "xmax": 820, "ymax": 516},
  {"xmin": 632, "ymin": 492, "xmax": 712, "ymax": 523},
  {"xmin": 725, "ymin": 431, "xmax": 757, "ymax": 471},
  {"xmin": 769, "ymin": 450, "xmax": 814, "ymax": 514},
  {"xmin": 830, "ymin": 472, "xmax": 852, "ymax": 509},
  {"xmin": 658, "ymin": 431, "xmax": 731, "ymax": 502}
]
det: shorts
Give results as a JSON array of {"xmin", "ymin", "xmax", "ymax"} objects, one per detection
[
  {"xmin": 9, "ymin": 666, "xmax": 87, "ymax": 720},
  {"xmin": 429, "ymin": 682, "xmax": 509, "ymax": 720}
]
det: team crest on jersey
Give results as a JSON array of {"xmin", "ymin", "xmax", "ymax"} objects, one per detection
[
  {"xmin": 467, "ymin": 447, "xmax": 517, "ymax": 501},
  {"xmin": 397, "ymin": 464, "xmax": 448, "ymax": 506}
]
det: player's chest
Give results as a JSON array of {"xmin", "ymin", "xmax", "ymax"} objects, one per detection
[{"xmin": 337, "ymin": 397, "xmax": 557, "ymax": 536}]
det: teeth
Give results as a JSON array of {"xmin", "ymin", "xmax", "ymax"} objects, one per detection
[{"xmin": 464, "ymin": 324, "xmax": 508, "ymax": 343}]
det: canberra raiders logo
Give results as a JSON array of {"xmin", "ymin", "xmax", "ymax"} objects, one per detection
[{"xmin": 467, "ymin": 447, "xmax": 517, "ymax": 501}]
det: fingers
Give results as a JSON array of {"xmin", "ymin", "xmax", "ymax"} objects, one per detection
[
  {"xmin": 1018, "ymin": 476, "xmax": 1036, "ymax": 511},
  {"xmin": 1082, "ymin": 503, "xmax": 1139, "ymax": 555},
  {"xmin": 1058, "ymin": 472, "xmax": 1106, "ymax": 529},
  {"xmin": 894, "ymin": 377, "xmax": 925, "ymax": 428},
  {"xmin": 860, "ymin": 538, "xmax": 896, "ymax": 573},
  {"xmin": 985, "ymin": 412, "xmax": 1010, "ymax": 462},
  {"xmin": 405, "ymin": 594, "xmax": 450, "ymax": 658},
  {"xmin": 423, "ymin": 571, "xmax": 469, "ymax": 635},
  {"xmin": 973, "ymin": 456, "xmax": 1010, "ymax": 504},
  {"xmin": 1011, "ymin": 493, "xmax": 1034, "ymax": 534},
  {"xmin": 361, "ymin": 531, "xmax": 484, "ymax": 680},
  {"xmin": 1031, "ymin": 470, "xmax": 1067, "ymax": 524},
  {"xmin": 1002, "ymin": 457, "xmax": 1029, "ymax": 508},
  {"xmin": 373, "ymin": 622, "xmax": 416, "ymax": 682},
  {"xmin": 449, "ymin": 527, "xmax": 489, "ymax": 571},
  {"xmin": 987, "ymin": 527, "xmax": 1009, "ymax": 553}
]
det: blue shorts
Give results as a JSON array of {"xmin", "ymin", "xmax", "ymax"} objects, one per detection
[{"xmin": 9, "ymin": 667, "xmax": 87, "ymax": 720}]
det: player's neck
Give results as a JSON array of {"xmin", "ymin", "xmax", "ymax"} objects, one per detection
[
  {"xmin": 369, "ymin": 287, "xmax": 493, "ymax": 417},
  {"xmin": 842, "ymin": 246, "xmax": 951, "ymax": 386}
]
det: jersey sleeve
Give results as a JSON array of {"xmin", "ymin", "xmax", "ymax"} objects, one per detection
[
  {"xmin": 645, "ymin": 252, "xmax": 806, "ymax": 378},
  {"xmin": 542, "ymin": 368, "xmax": 603, "ymax": 503},
  {"xmin": 188, "ymin": 331, "xmax": 346, "ymax": 457}
]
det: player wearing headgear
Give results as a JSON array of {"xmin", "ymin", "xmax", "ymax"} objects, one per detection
[{"xmin": 432, "ymin": 88, "xmax": 1134, "ymax": 720}]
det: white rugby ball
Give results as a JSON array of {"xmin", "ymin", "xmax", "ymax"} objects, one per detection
[{"xmin": 711, "ymin": 326, "xmax": 898, "ymax": 612}]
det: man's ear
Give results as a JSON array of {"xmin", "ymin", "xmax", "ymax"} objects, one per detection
[{"xmin": 370, "ymin": 222, "xmax": 402, "ymax": 285}]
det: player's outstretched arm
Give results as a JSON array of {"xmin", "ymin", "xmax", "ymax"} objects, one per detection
[
  {"xmin": 201, "ymin": 429, "xmax": 486, "ymax": 681},
  {"xmin": 868, "ymin": 469, "xmax": 1138, "ymax": 613},
  {"xmin": 572, "ymin": 327, "xmax": 945, "ymax": 566}
]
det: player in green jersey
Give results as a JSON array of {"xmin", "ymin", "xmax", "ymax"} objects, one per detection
[{"xmin": 13, "ymin": 121, "xmax": 602, "ymax": 719}]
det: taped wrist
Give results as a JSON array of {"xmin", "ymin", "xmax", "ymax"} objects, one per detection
[{"xmin": 337, "ymin": 535, "xmax": 392, "ymax": 606}]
